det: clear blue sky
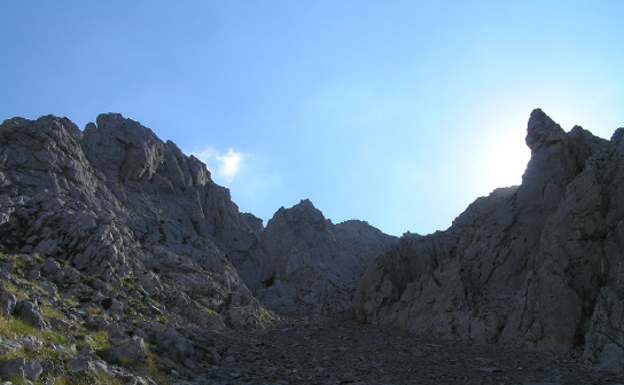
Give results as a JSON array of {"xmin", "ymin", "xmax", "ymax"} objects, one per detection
[{"xmin": 1, "ymin": 1, "xmax": 623, "ymax": 236}]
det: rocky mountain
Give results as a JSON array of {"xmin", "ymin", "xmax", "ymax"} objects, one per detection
[
  {"xmin": 2, "ymin": 108, "xmax": 624, "ymax": 383},
  {"xmin": 231, "ymin": 199, "xmax": 397, "ymax": 315},
  {"xmin": 0, "ymin": 114, "xmax": 277, "ymax": 383},
  {"xmin": 354, "ymin": 109, "xmax": 624, "ymax": 371},
  {"xmin": 0, "ymin": 113, "xmax": 396, "ymax": 383},
  {"xmin": 0, "ymin": 114, "xmax": 268, "ymax": 330}
]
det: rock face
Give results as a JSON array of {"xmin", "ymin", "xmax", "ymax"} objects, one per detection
[
  {"xmin": 0, "ymin": 112, "xmax": 399, "ymax": 382},
  {"xmin": 354, "ymin": 108, "xmax": 624, "ymax": 369},
  {"xmin": 0, "ymin": 114, "xmax": 267, "ymax": 329},
  {"xmin": 232, "ymin": 199, "xmax": 398, "ymax": 315}
]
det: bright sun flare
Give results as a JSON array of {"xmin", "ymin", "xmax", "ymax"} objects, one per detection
[{"xmin": 486, "ymin": 130, "xmax": 531, "ymax": 192}]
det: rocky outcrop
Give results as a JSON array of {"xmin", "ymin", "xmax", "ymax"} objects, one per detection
[
  {"xmin": 0, "ymin": 114, "xmax": 269, "ymax": 330},
  {"xmin": 0, "ymin": 112, "xmax": 402, "ymax": 383},
  {"xmin": 233, "ymin": 199, "xmax": 397, "ymax": 315},
  {"xmin": 354, "ymin": 109, "xmax": 624, "ymax": 370}
]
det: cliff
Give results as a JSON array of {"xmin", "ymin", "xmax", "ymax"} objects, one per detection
[
  {"xmin": 236, "ymin": 199, "xmax": 397, "ymax": 315},
  {"xmin": 354, "ymin": 109, "xmax": 624, "ymax": 371}
]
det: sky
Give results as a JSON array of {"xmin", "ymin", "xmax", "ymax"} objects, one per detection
[{"xmin": 1, "ymin": 1, "xmax": 623, "ymax": 236}]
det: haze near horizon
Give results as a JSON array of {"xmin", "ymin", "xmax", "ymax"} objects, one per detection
[{"xmin": 1, "ymin": 1, "xmax": 623, "ymax": 236}]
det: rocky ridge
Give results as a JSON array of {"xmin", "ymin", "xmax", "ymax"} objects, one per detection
[
  {"xmin": 354, "ymin": 108, "xmax": 624, "ymax": 372},
  {"xmin": 236, "ymin": 199, "xmax": 397, "ymax": 315},
  {"xmin": 0, "ymin": 113, "xmax": 394, "ymax": 383},
  {"xmin": 0, "ymin": 114, "xmax": 268, "ymax": 331},
  {"xmin": 2, "ymin": 109, "xmax": 624, "ymax": 384}
]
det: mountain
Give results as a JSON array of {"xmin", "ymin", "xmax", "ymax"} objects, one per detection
[
  {"xmin": 354, "ymin": 109, "xmax": 624, "ymax": 371},
  {"xmin": 0, "ymin": 113, "xmax": 396, "ymax": 383},
  {"xmin": 0, "ymin": 113, "xmax": 268, "ymax": 330},
  {"xmin": 2, "ymin": 108, "xmax": 624, "ymax": 381},
  {"xmin": 231, "ymin": 198, "xmax": 397, "ymax": 315}
]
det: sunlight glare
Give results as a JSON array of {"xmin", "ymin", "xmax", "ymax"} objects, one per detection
[{"xmin": 486, "ymin": 130, "xmax": 531, "ymax": 192}]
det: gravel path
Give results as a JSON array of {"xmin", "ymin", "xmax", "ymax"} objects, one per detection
[{"xmin": 203, "ymin": 317, "xmax": 624, "ymax": 385}]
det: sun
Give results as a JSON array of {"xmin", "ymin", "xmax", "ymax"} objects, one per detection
[{"xmin": 486, "ymin": 129, "xmax": 531, "ymax": 192}]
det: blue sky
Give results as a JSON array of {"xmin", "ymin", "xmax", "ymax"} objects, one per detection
[{"xmin": 1, "ymin": 1, "xmax": 623, "ymax": 236}]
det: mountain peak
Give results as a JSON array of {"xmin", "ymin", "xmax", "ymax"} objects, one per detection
[{"xmin": 526, "ymin": 108, "xmax": 566, "ymax": 153}]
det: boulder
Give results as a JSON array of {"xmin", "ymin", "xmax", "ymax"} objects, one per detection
[
  {"xmin": 65, "ymin": 357, "xmax": 96, "ymax": 373},
  {"xmin": 40, "ymin": 258, "xmax": 60, "ymax": 276},
  {"xmin": 98, "ymin": 337, "xmax": 148, "ymax": 366},
  {"xmin": 152, "ymin": 327, "xmax": 195, "ymax": 363},
  {"xmin": 0, "ymin": 358, "xmax": 42, "ymax": 381},
  {"xmin": 0, "ymin": 292, "xmax": 17, "ymax": 316},
  {"xmin": 14, "ymin": 301, "xmax": 49, "ymax": 330}
]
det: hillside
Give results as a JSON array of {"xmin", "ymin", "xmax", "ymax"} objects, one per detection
[{"xmin": 0, "ymin": 113, "xmax": 394, "ymax": 383}]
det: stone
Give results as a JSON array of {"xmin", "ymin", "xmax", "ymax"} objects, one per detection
[
  {"xmin": 65, "ymin": 357, "xmax": 95, "ymax": 373},
  {"xmin": 0, "ymin": 340, "xmax": 23, "ymax": 356},
  {"xmin": 152, "ymin": 327, "xmax": 195, "ymax": 364},
  {"xmin": 206, "ymin": 348, "xmax": 221, "ymax": 365},
  {"xmin": 38, "ymin": 282, "xmax": 57, "ymax": 296},
  {"xmin": 14, "ymin": 301, "xmax": 49, "ymax": 330},
  {"xmin": 40, "ymin": 259, "xmax": 60, "ymax": 276},
  {"xmin": 478, "ymin": 366, "xmax": 504, "ymax": 373},
  {"xmin": 98, "ymin": 337, "xmax": 148, "ymax": 366},
  {"xmin": 52, "ymin": 267, "xmax": 81, "ymax": 285},
  {"xmin": 0, "ymin": 358, "xmax": 42, "ymax": 381},
  {"xmin": 0, "ymin": 292, "xmax": 17, "ymax": 316},
  {"xmin": 39, "ymin": 360, "xmax": 54, "ymax": 376}
]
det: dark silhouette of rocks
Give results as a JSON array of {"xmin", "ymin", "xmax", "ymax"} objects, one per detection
[{"xmin": 243, "ymin": 199, "xmax": 397, "ymax": 315}]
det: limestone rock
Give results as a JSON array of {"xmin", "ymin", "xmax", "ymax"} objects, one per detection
[
  {"xmin": 154, "ymin": 327, "xmax": 195, "ymax": 361},
  {"xmin": 98, "ymin": 337, "xmax": 148, "ymax": 366},
  {"xmin": 354, "ymin": 109, "xmax": 624, "ymax": 371},
  {"xmin": 14, "ymin": 300, "xmax": 49, "ymax": 330},
  {"xmin": 65, "ymin": 357, "xmax": 96, "ymax": 373},
  {"xmin": 0, "ymin": 114, "xmax": 268, "ymax": 329},
  {"xmin": 250, "ymin": 199, "xmax": 397, "ymax": 315},
  {"xmin": 0, "ymin": 358, "xmax": 42, "ymax": 381},
  {"xmin": 39, "ymin": 258, "xmax": 60, "ymax": 276},
  {"xmin": 0, "ymin": 292, "xmax": 16, "ymax": 317}
]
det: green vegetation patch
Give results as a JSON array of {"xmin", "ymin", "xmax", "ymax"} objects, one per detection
[{"xmin": 0, "ymin": 315, "xmax": 67, "ymax": 345}]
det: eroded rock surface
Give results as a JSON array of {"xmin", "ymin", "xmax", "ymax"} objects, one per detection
[
  {"xmin": 354, "ymin": 109, "xmax": 624, "ymax": 370},
  {"xmin": 234, "ymin": 199, "xmax": 398, "ymax": 315},
  {"xmin": 0, "ymin": 113, "xmax": 397, "ymax": 383},
  {"xmin": 0, "ymin": 114, "xmax": 268, "ymax": 330}
]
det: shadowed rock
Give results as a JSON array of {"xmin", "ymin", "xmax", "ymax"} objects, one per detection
[
  {"xmin": 354, "ymin": 109, "xmax": 624, "ymax": 371},
  {"xmin": 237, "ymin": 199, "xmax": 398, "ymax": 315},
  {"xmin": 98, "ymin": 337, "xmax": 147, "ymax": 366}
]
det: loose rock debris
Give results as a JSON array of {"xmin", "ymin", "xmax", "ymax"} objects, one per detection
[{"xmin": 203, "ymin": 317, "xmax": 624, "ymax": 385}]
